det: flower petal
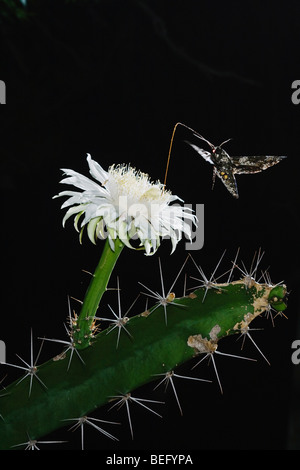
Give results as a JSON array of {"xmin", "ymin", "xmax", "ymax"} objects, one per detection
[
  {"xmin": 62, "ymin": 204, "xmax": 87, "ymax": 227},
  {"xmin": 87, "ymin": 217, "xmax": 101, "ymax": 244},
  {"xmin": 87, "ymin": 154, "xmax": 109, "ymax": 185}
]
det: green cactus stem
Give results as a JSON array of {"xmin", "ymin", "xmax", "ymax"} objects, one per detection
[{"xmin": 0, "ymin": 277, "xmax": 287, "ymax": 450}]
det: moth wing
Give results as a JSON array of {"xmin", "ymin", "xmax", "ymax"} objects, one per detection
[
  {"xmin": 184, "ymin": 141, "xmax": 214, "ymax": 164},
  {"xmin": 231, "ymin": 155, "xmax": 286, "ymax": 175},
  {"xmin": 215, "ymin": 168, "xmax": 239, "ymax": 199}
]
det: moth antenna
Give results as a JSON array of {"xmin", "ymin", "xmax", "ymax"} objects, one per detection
[
  {"xmin": 219, "ymin": 137, "xmax": 233, "ymax": 147},
  {"xmin": 193, "ymin": 133, "xmax": 215, "ymax": 148}
]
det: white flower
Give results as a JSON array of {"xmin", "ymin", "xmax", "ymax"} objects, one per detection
[{"xmin": 54, "ymin": 154, "xmax": 197, "ymax": 255}]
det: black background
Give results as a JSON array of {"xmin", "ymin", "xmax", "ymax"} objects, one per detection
[{"xmin": 0, "ymin": 0, "xmax": 299, "ymax": 451}]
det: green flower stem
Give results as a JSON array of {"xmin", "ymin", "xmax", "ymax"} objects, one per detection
[{"xmin": 73, "ymin": 238, "xmax": 124, "ymax": 349}]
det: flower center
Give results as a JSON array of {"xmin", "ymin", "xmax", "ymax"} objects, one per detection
[{"xmin": 108, "ymin": 164, "xmax": 171, "ymax": 203}]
